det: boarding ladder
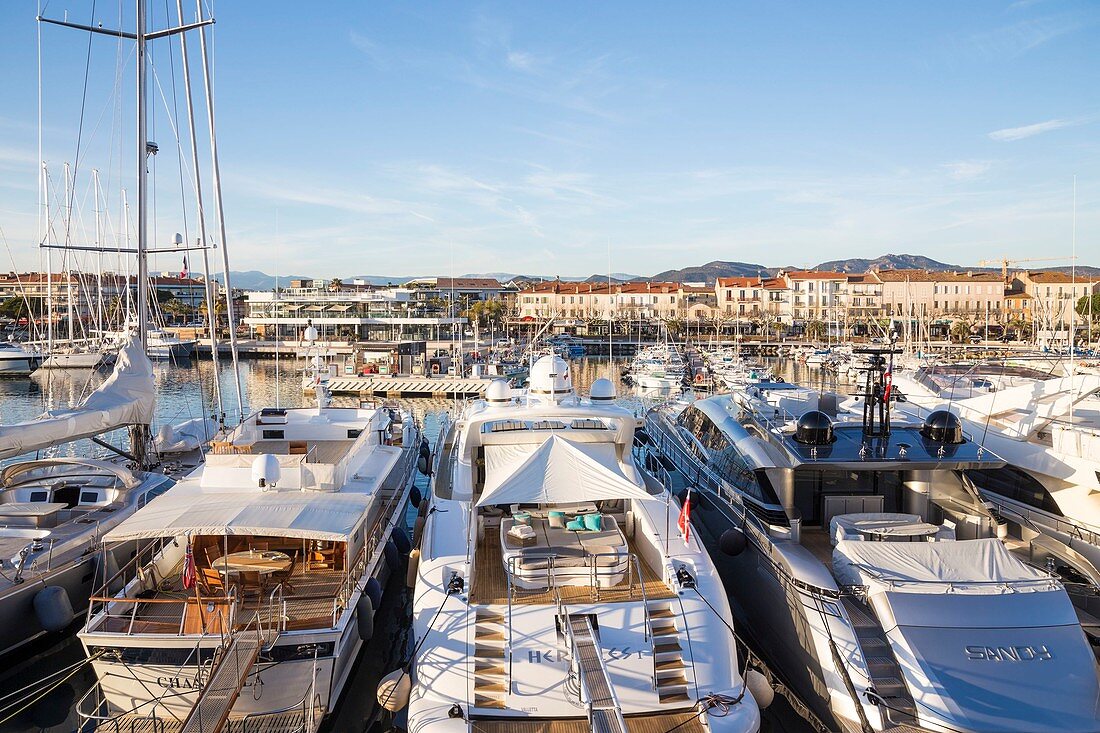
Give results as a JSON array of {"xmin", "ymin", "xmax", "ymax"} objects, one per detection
[
  {"xmin": 179, "ymin": 629, "xmax": 263, "ymax": 733},
  {"xmin": 565, "ymin": 613, "xmax": 629, "ymax": 733}
]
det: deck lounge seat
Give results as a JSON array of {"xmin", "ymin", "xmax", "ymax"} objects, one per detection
[
  {"xmin": 830, "ymin": 512, "xmax": 954, "ymax": 545},
  {"xmin": 501, "ymin": 514, "xmax": 628, "ymax": 590}
]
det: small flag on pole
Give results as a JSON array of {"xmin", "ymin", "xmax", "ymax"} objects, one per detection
[
  {"xmin": 677, "ymin": 488, "xmax": 692, "ymax": 547},
  {"xmin": 883, "ymin": 369, "xmax": 893, "ymax": 404},
  {"xmin": 180, "ymin": 256, "xmax": 189, "ymax": 279},
  {"xmin": 182, "ymin": 542, "xmax": 196, "ymax": 590}
]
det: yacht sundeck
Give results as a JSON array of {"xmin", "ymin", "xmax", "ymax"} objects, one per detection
[
  {"xmin": 407, "ymin": 356, "xmax": 760, "ymax": 733},
  {"xmin": 646, "ymin": 349, "xmax": 1100, "ymax": 733},
  {"xmin": 76, "ymin": 399, "xmax": 420, "ymax": 731}
]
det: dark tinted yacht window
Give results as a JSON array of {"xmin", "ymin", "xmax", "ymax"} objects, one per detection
[{"xmin": 965, "ymin": 467, "xmax": 1062, "ymax": 516}]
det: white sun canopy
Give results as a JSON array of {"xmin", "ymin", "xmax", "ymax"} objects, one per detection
[
  {"xmin": 0, "ymin": 339, "xmax": 155, "ymax": 460},
  {"xmin": 103, "ymin": 491, "xmax": 372, "ymax": 543},
  {"xmin": 476, "ymin": 434, "xmax": 653, "ymax": 507}
]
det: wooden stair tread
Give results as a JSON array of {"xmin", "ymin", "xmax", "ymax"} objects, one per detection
[
  {"xmin": 474, "ymin": 695, "xmax": 506, "ymax": 709},
  {"xmin": 474, "ymin": 680, "xmax": 507, "ymax": 693},
  {"xmin": 657, "ymin": 674, "xmax": 688, "ymax": 687},
  {"xmin": 654, "ymin": 658, "xmax": 685, "ymax": 672},
  {"xmin": 475, "ymin": 645, "xmax": 505, "ymax": 658},
  {"xmin": 659, "ymin": 692, "xmax": 691, "ymax": 704},
  {"xmin": 653, "ymin": 642, "xmax": 682, "ymax": 654}
]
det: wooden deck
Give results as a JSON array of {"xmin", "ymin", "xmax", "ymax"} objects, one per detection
[
  {"xmin": 470, "ymin": 710, "xmax": 706, "ymax": 733},
  {"xmin": 470, "ymin": 530, "xmax": 676, "ymax": 606}
]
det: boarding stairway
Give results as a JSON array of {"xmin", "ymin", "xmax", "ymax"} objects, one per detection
[
  {"xmin": 840, "ymin": 598, "xmax": 917, "ymax": 728},
  {"xmin": 566, "ymin": 614, "xmax": 629, "ymax": 733},
  {"xmin": 179, "ymin": 629, "xmax": 263, "ymax": 733}
]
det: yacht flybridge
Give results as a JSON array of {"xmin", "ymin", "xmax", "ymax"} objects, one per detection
[
  {"xmin": 76, "ymin": 395, "xmax": 420, "ymax": 730},
  {"xmin": 408, "ymin": 356, "xmax": 760, "ymax": 733},
  {"xmin": 646, "ymin": 349, "xmax": 1100, "ymax": 733}
]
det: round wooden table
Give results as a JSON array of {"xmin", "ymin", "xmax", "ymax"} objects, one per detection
[{"xmin": 212, "ymin": 550, "xmax": 292, "ymax": 576}]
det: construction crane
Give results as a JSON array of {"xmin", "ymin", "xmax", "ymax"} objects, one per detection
[{"xmin": 976, "ymin": 256, "xmax": 1078, "ymax": 280}]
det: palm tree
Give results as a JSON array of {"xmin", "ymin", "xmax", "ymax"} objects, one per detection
[{"xmin": 805, "ymin": 320, "xmax": 826, "ymax": 342}]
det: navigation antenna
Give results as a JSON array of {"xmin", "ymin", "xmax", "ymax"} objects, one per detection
[{"xmin": 852, "ymin": 343, "xmax": 902, "ymax": 438}]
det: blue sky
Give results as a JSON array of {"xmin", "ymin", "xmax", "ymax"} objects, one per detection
[{"xmin": 0, "ymin": 1, "xmax": 1097, "ymax": 279}]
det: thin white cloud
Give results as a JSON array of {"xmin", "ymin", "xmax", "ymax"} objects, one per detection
[
  {"xmin": 942, "ymin": 160, "xmax": 993, "ymax": 180},
  {"xmin": 988, "ymin": 117, "xmax": 1077, "ymax": 141}
]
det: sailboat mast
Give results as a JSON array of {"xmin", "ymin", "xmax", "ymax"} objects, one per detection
[
  {"xmin": 135, "ymin": 0, "xmax": 149, "ymax": 349},
  {"xmin": 43, "ymin": 162, "xmax": 53, "ymax": 353},
  {"xmin": 64, "ymin": 162, "xmax": 74, "ymax": 344}
]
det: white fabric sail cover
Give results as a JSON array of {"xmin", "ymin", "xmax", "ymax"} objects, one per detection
[
  {"xmin": 104, "ymin": 491, "xmax": 372, "ymax": 543},
  {"xmin": 476, "ymin": 435, "xmax": 653, "ymax": 507},
  {"xmin": 0, "ymin": 338, "xmax": 155, "ymax": 460},
  {"xmin": 833, "ymin": 538, "xmax": 1053, "ymax": 595}
]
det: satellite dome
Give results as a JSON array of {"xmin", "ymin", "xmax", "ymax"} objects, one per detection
[
  {"xmin": 529, "ymin": 355, "xmax": 573, "ymax": 400},
  {"xmin": 921, "ymin": 409, "xmax": 964, "ymax": 444},
  {"xmin": 794, "ymin": 410, "xmax": 835, "ymax": 445},
  {"xmin": 590, "ymin": 378, "xmax": 616, "ymax": 402},
  {"xmin": 251, "ymin": 453, "xmax": 281, "ymax": 489},
  {"xmin": 486, "ymin": 379, "xmax": 512, "ymax": 405}
]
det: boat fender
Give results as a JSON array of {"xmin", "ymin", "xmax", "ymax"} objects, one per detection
[
  {"xmin": 744, "ymin": 670, "xmax": 774, "ymax": 709},
  {"xmin": 393, "ymin": 528, "xmax": 412, "ymax": 556},
  {"xmin": 719, "ymin": 528, "xmax": 747, "ymax": 556},
  {"xmin": 417, "ymin": 455, "xmax": 430, "ymax": 476},
  {"xmin": 406, "ymin": 549, "xmax": 420, "ymax": 588},
  {"xmin": 384, "ymin": 540, "xmax": 399, "ymax": 572},
  {"xmin": 625, "ymin": 510, "xmax": 636, "ymax": 539},
  {"xmin": 412, "ymin": 516, "xmax": 426, "ymax": 548},
  {"xmin": 418, "ymin": 499, "xmax": 430, "ymax": 517},
  {"xmin": 365, "ymin": 577, "xmax": 383, "ymax": 609},
  {"xmin": 419, "ymin": 438, "xmax": 431, "ymax": 461},
  {"xmin": 409, "ymin": 486, "xmax": 423, "ymax": 508},
  {"xmin": 356, "ymin": 594, "xmax": 375, "ymax": 641},
  {"xmin": 34, "ymin": 585, "xmax": 75, "ymax": 632},
  {"xmin": 376, "ymin": 668, "xmax": 412, "ymax": 712}
]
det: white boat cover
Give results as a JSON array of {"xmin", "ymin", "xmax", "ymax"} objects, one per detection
[
  {"xmin": 476, "ymin": 435, "xmax": 653, "ymax": 507},
  {"xmin": 103, "ymin": 490, "xmax": 372, "ymax": 542},
  {"xmin": 0, "ymin": 339, "xmax": 155, "ymax": 460},
  {"xmin": 154, "ymin": 416, "xmax": 219, "ymax": 453},
  {"xmin": 833, "ymin": 538, "xmax": 1053, "ymax": 595}
]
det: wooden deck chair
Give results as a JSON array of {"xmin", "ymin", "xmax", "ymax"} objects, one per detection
[
  {"xmin": 238, "ymin": 570, "xmax": 266, "ymax": 600},
  {"xmin": 271, "ymin": 552, "xmax": 298, "ymax": 593},
  {"xmin": 198, "ymin": 567, "xmax": 226, "ymax": 596}
]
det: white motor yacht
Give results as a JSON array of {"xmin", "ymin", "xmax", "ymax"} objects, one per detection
[
  {"xmin": 646, "ymin": 350, "xmax": 1100, "ymax": 733},
  {"xmin": 76, "ymin": 397, "xmax": 421, "ymax": 731},
  {"xmin": 0, "ymin": 340, "xmax": 42, "ymax": 374},
  {"xmin": 406, "ymin": 355, "xmax": 761, "ymax": 733}
]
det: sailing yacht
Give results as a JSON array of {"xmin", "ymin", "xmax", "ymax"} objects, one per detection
[
  {"xmin": 77, "ymin": 388, "xmax": 421, "ymax": 728},
  {"xmin": 645, "ymin": 350, "xmax": 1100, "ymax": 733},
  {"xmin": 407, "ymin": 355, "xmax": 761, "ymax": 733},
  {"xmin": 0, "ymin": 338, "xmax": 173, "ymax": 656}
]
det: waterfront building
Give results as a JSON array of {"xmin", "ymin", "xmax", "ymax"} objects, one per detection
[
  {"xmin": 242, "ymin": 282, "xmax": 466, "ymax": 341},
  {"xmin": 1009, "ymin": 271, "xmax": 1099, "ymax": 330},
  {"xmin": 781, "ymin": 269, "xmax": 848, "ymax": 323}
]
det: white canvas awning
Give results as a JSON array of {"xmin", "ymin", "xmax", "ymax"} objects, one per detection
[
  {"xmin": 476, "ymin": 435, "xmax": 653, "ymax": 507},
  {"xmin": 103, "ymin": 491, "xmax": 372, "ymax": 543},
  {"xmin": 0, "ymin": 339, "xmax": 155, "ymax": 460}
]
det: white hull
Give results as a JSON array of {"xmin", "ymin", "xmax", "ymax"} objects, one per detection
[
  {"xmin": 0, "ymin": 354, "xmax": 41, "ymax": 374},
  {"xmin": 40, "ymin": 351, "xmax": 113, "ymax": 369}
]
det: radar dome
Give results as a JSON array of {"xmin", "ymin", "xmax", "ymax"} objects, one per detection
[
  {"xmin": 251, "ymin": 453, "xmax": 281, "ymax": 489},
  {"xmin": 794, "ymin": 410, "xmax": 835, "ymax": 445},
  {"xmin": 486, "ymin": 379, "xmax": 512, "ymax": 405},
  {"xmin": 590, "ymin": 378, "xmax": 616, "ymax": 401},
  {"xmin": 920, "ymin": 409, "xmax": 964, "ymax": 444},
  {"xmin": 529, "ymin": 355, "xmax": 573, "ymax": 400}
]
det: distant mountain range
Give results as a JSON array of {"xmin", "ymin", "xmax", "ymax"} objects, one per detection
[
  {"xmin": 813, "ymin": 254, "xmax": 957, "ymax": 273},
  {"xmin": 213, "ymin": 254, "xmax": 1099, "ymax": 291}
]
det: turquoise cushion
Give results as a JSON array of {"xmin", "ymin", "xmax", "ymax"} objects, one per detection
[
  {"xmin": 514, "ymin": 512, "xmax": 531, "ymax": 526},
  {"xmin": 548, "ymin": 510, "xmax": 566, "ymax": 520},
  {"xmin": 566, "ymin": 518, "xmax": 586, "ymax": 531},
  {"xmin": 583, "ymin": 513, "xmax": 603, "ymax": 531},
  {"xmin": 548, "ymin": 511, "xmax": 566, "ymax": 529}
]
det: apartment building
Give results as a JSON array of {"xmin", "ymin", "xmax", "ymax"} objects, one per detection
[
  {"xmin": 783, "ymin": 270, "xmax": 848, "ymax": 322},
  {"xmin": 715, "ymin": 277, "xmax": 764, "ymax": 319},
  {"xmin": 1010, "ymin": 271, "xmax": 1099, "ymax": 327}
]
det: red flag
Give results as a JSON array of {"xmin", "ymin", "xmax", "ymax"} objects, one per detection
[
  {"xmin": 180, "ymin": 256, "xmax": 189, "ymax": 279},
  {"xmin": 677, "ymin": 489, "xmax": 692, "ymax": 546},
  {"xmin": 883, "ymin": 370, "xmax": 893, "ymax": 404},
  {"xmin": 182, "ymin": 542, "xmax": 196, "ymax": 590}
]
